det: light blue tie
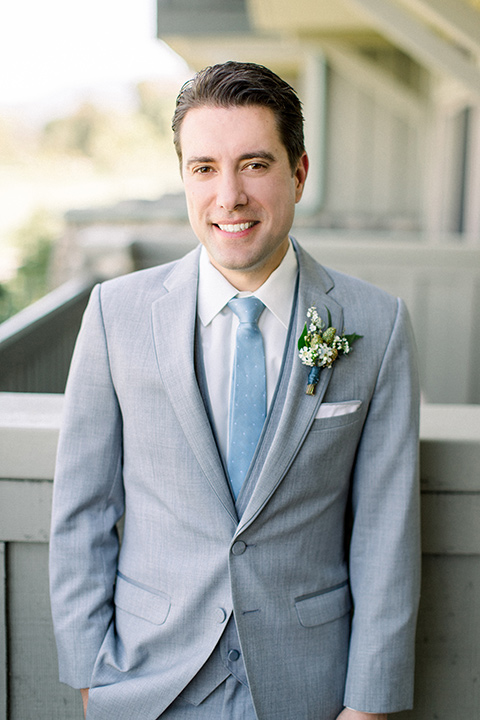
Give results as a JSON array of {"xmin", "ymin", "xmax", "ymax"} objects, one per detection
[{"xmin": 227, "ymin": 297, "xmax": 267, "ymax": 499}]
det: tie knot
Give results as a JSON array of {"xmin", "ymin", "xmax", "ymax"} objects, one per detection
[{"xmin": 228, "ymin": 296, "xmax": 265, "ymax": 325}]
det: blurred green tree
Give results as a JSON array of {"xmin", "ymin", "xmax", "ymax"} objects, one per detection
[{"xmin": 0, "ymin": 209, "xmax": 60, "ymax": 323}]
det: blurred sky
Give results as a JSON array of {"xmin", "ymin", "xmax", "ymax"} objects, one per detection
[
  {"xmin": 0, "ymin": 0, "xmax": 192, "ymax": 269},
  {"xmin": 0, "ymin": 0, "xmax": 190, "ymax": 120}
]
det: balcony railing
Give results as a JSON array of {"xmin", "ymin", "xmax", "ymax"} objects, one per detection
[
  {"xmin": 0, "ymin": 393, "xmax": 479, "ymax": 719},
  {"xmin": 0, "ymin": 277, "xmax": 95, "ymax": 394},
  {"xmin": 2, "ymin": 236, "xmax": 480, "ymax": 402}
]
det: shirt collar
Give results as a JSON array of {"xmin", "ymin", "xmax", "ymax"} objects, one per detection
[{"xmin": 197, "ymin": 239, "xmax": 298, "ymax": 329}]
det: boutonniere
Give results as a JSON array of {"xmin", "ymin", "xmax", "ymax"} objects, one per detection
[{"xmin": 298, "ymin": 306, "xmax": 362, "ymax": 395}]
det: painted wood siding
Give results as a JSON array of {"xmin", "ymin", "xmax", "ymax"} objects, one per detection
[{"xmin": 323, "ymin": 65, "xmax": 423, "ymax": 228}]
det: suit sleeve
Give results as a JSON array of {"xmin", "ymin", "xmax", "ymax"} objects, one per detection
[
  {"xmin": 343, "ymin": 298, "xmax": 421, "ymax": 713},
  {"xmin": 49, "ymin": 284, "xmax": 125, "ymax": 688}
]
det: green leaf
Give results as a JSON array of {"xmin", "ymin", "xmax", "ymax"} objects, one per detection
[
  {"xmin": 297, "ymin": 323, "xmax": 308, "ymax": 350},
  {"xmin": 326, "ymin": 307, "xmax": 332, "ymax": 329},
  {"xmin": 345, "ymin": 332, "xmax": 363, "ymax": 345}
]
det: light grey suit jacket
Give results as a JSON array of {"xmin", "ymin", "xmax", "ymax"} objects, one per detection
[{"xmin": 49, "ymin": 240, "xmax": 421, "ymax": 720}]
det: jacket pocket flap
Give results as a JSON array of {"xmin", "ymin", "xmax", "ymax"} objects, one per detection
[
  {"xmin": 295, "ymin": 582, "xmax": 352, "ymax": 628},
  {"xmin": 114, "ymin": 574, "xmax": 171, "ymax": 625}
]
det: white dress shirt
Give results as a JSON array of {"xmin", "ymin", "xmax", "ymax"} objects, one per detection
[{"xmin": 197, "ymin": 240, "xmax": 298, "ymax": 464}]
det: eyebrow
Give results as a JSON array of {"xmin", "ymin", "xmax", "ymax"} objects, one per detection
[
  {"xmin": 184, "ymin": 150, "xmax": 277, "ymax": 169},
  {"xmin": 239, "ymin": 151, "xmax": 276, "ymax": 163}
]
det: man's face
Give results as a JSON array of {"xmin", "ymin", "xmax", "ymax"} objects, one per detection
[{"xmin": 180, "ymin": 104, "xmax": 308, "ymax": 290}]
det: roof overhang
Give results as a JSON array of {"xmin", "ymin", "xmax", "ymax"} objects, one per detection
[{"xmin": 159, "ymin": 0, "xmax": 480, "ymax": 101}]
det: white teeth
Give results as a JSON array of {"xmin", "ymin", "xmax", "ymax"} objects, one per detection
[{"xmin": 217, "ymin": 222, "xmax": 255, "ymax": 233}]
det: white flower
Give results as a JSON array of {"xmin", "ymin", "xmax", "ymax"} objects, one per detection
[
  {"xmin": 306, "ymin": 307, "xmax": 324, "ymax": 332},
  {"xmin": 299, "ymin": 347, "xmax": 316, "ymax": 367}
]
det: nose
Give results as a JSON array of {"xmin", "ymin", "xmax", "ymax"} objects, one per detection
[{"xmin": 216, "ymin": 171, "xmax": 247, "ymax": 211}]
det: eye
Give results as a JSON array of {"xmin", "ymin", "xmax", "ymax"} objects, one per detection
[
  {"xmin": 243, "ymin": 161, "xmax": 269, "ymax": 173},
  {"xmin": 193, "ymin": 165, "xmax": 214, "ymax": 175}
]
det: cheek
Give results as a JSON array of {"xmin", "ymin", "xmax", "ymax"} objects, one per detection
[
  {"xmin": 264, "ymin": 177, "xmax": 297, "ymax": 209},
  {"xmin": 267, "ymin": 184, "xmax": 296, "ymax": 225},
  {"xmin": 184, "ymin": 187, "xmax": 205, "ymax": 220}
]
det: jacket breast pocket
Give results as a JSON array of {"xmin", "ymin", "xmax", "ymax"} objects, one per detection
[
  {"xmin": 295, "ymin": 582, "xmax": 352, "ymax": 628},
  {"xmin": 310, "ymin": 403, "xmax": 363, "ymax": 431},
  {"xmin": 114, "ymin": 573, "xmax": 171, "ymax": 625}
]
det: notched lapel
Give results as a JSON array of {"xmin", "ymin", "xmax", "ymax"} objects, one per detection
[
  {"xmin": 151, "ymin": 250, "xmax": 236, "ymax": 521},
  {"xmin": 237, "ymin": 245, "xmax": 344, "ymax": 532}
]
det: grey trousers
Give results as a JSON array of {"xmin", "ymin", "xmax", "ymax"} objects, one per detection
[{"xmin": 158, "ymin": 675, "xmax": 258, "ymax": 720}]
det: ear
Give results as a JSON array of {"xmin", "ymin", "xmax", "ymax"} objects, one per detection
[{"xmin": 294, "ymin": 152, "xmax": 309, "ymax": 203}]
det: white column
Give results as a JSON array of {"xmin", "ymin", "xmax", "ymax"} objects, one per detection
[
  {"xmin": 464, "ymin": 106, "xmax": 480, "ymax": 246},
  {"xmin": 298, "ymin": 51, "xmax": 328, "ymax": 215}
]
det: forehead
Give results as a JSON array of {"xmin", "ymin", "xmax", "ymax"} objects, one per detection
[{"xmin": 179, "ymin": 104, "xmax": 284, "ymax": 158}]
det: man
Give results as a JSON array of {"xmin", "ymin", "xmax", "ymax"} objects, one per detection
[{"xmin": 49, "ymin": 62, "xmax": 421, "ymax": 720}]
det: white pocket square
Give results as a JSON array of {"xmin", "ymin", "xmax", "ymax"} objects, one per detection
[{"xmin": 315, "ymin": 401, "xmax": 362, "ymax": 419}]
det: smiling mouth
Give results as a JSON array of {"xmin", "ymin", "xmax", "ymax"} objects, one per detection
[{"xmin": 215, "ymin": 221, "xmax": 257, "ymax": 233}]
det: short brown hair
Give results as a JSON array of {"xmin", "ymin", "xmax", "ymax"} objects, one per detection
[{"xmin": 172, "ymin": 61, "xmax": 305, "ymax": 172}]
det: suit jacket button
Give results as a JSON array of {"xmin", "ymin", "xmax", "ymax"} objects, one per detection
[
  {"xmin": 214, "ymin": 607, "xmax": 227, "ymax": 624},
  {"xmin": 231, "ymin": 541, "xmax": 247, "ymax": 555}
]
